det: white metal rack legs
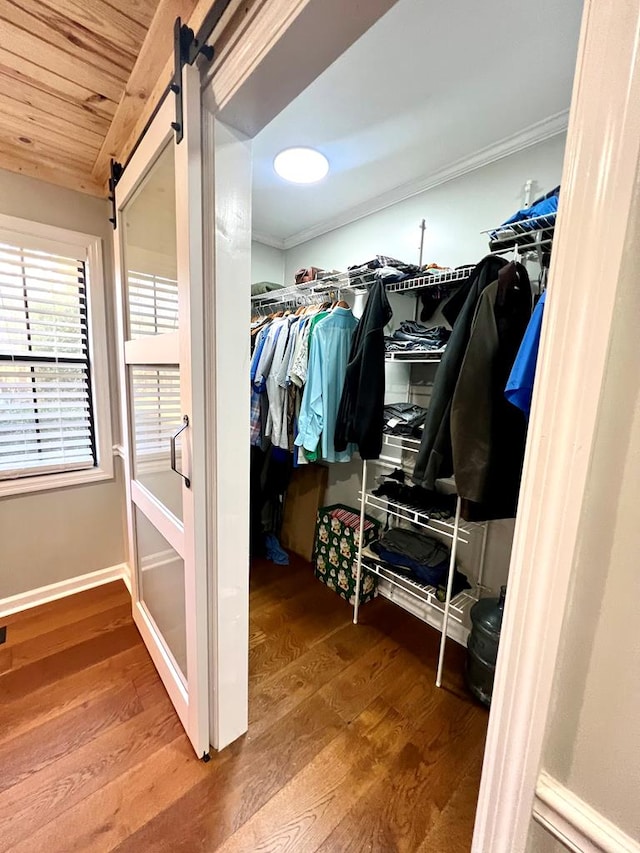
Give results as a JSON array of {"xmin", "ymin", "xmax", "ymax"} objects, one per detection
[
  {"xmin": 353, "ymin": 458, "xmax": 368, "ymax": 625},
  {"xmin": 477, "ymin": 518, "xmax": 489, "ymax": 590},
  {"xmin": 435, "ymin": 495, "xmax": 462, "ymax": 688}
]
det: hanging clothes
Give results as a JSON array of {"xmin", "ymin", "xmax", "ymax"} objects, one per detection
[
  {"xmin": 294, "ymin": 310, "xmax": 329, "ymax": 462},
  {"xmin": 505, "ymin": 290, "xmax": 547, "ymax": 416},
  {"xmin": 450, "ymin": 262, "xmax": 532, "ymax": 520},
  {"xmin": 334, "ymin": 279, "xmax": 392, "ymax": 460},
  {"xmin": 251, "ymin": 316, "xmax": 287, "ymax": 450},
  {"xmin": 412, "ymin": 254, "xmax": 508, "ymax": 490},
  {"xmin": 250, "ymin": 323, "xmax": 270, "ymax": 447},
  {"xmin": 295, "ymin": 306, "xmax": 358, "ymax": 463},
  {"xmin": 265, "ymin": 316, "xmax": 296, "ymax": 447}
]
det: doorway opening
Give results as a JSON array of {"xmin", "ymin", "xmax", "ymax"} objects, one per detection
[{"xmin": 244, "ymin": 0, "xmax": 583, "ymax": 846}]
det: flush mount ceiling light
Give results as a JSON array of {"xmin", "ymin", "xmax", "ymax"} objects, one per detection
[{"xmin": 273, "ymin": 147, "xmax": 329, "ymax": 184}]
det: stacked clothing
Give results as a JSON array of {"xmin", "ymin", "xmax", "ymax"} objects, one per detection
[
  {"xmin": 372, "ymin": 469, "xmax": 456, "ymax": 521},
  {"xmin": 370, "ymin": 528, "xmax": 470, "ymax": 597},
  {"xmin": 382, "ymin": 403, "xmax": 428, "ymax": 438},
  {"xmin": 489, "ymin": 186, "xmax": 559, "ymax": 250},
  {"xmin": 385, "ymin": 322, "xmax": 450, "ymax": 354},
  {"xmin": 348, "ymin": 255, "xmax": 419, "ymax": 287}
]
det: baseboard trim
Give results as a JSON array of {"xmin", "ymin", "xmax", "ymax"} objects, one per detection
[
  {"xmin": 533, "ymin": 771, "xmax": 640, "ymax": 853},
  {"xmin": 0, "ymin": 563, "xmax": 131, "ymax": 618}
]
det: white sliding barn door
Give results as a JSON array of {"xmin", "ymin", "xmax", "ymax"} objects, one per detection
[{"xmin": 114, "ymin": 65, "xmax": 210, "ymax": 758}]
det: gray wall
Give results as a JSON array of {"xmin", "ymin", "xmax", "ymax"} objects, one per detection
[
  {"xmin": 251, "ymin": 240, "xmax": 285, "ymax": 285},
  {"xmin": 0, "ymin": 168, "xmax": 126, "ymax": 598}
]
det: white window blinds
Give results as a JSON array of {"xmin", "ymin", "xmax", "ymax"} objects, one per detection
[
  {"xmin": 0, "ymin": 241, "xmax": 96, "ymax": 480},
  {"xmin": 131, "ymin": 367, "xmax": 181, "ymax": 463},
  {"xmin": 127, "ymin": 271, "xmax": 178, "ymax": 338}
]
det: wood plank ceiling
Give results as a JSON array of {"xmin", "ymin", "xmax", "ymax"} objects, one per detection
[{"xmin": 0, "ymin": 0, "xmax": 199, "ymax": 196}]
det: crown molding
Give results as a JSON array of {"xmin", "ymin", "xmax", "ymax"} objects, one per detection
[
  {"xmin": 252, "ymin": 231, "xmax": 286, "ymax": 250},
  {"xmin": 254, "ymin": 111, "xmax": 569, "ymax": 251}
]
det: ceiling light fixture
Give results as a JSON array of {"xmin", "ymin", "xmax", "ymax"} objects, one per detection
[{"xmin": 273, "ymin": 147, "xmax": 329, "ymax": 184}]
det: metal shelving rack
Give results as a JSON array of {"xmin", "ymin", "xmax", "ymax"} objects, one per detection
[
  {"xmin": 360, "ymin": 548, "xmax": 479, "ymax": 646},
  {"xmin": 353, "ymin": 437, "xmax": 488, "ymax": 688}
]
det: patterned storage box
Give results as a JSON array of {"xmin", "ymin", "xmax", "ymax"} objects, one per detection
[{"xmin": 313, "ymin": 504, "xmax": 380, "ymax": 606}]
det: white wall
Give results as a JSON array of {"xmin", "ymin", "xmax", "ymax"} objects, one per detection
[
  {"xmin": 284, "ymin": 134, "xmax": 566, "ymax": 279},
  {"xmin": 279, "ymin": 135, "xmax": 566, "ymax": 594},
  {"xmin": 251, "ymin": 240, "xmax": 285, "ymax": 284},
  {"xmin": 0, "ymin": 168, "xmax": 126, "ymax": 599}
]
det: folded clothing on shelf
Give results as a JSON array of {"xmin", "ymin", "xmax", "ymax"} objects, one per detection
[
  {"xmin": 436, "ymin": 569, "xmax": 472, "ymax": 601},
  {"xmin": 385, "ymin": 323, "xmax": 450, "ymax": 353},
  {"xmin": 251, "ymin": 281, "xmax": 283, "ymax": 297},
  {"xmin": 348, "ymin": 255, "xmax": 420, "ymax": 286},
  {"xmin": 372, "ymin": 479, "xmax": 456, "ymax": 520},
  {"xmin": 383, "ymin": 402, "xmax": 428, "ymax": 437},
  {"xmin": 371, "ymin": 528, "xmax": 450, "ymax": 586},
  {"xmin": 421, "ymin": 263, "xmax": 452, "ymax": 273},
  {"xmin": 489, "ymin": 186, "xmax": 559, "ymax": 249},
  {"xmin": 294, "ymin": 266, "xmax": 325, "ymax": 285}
]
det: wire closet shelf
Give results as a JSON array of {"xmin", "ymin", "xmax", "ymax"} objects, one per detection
[
  {"xmin": 361, "ymin": 554, "xmax": 478, "ymax": 629},
  {"xmin": 482, "ymin": 210, "xmax": 557, "ymax": 253},
  {"xmin": 250, "ymin": 266, "xmax": 473, "ymax": 311}
]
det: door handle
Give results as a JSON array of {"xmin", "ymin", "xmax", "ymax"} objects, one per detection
[{"xmin": 170, "ymin": 415, "xmax": 191, "ymax": 488}]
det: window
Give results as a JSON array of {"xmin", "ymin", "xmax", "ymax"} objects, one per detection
[{"xmin": 0, "ymin": 215, "xmax": 112, "ymax": 496}]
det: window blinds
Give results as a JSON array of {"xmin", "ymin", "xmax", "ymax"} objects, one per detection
[
  {"xmin": 131, "ymin": 367, "xmax": 181, "ymax": 462},
  {"xmin": 0, "ymin": 242, "xmax": 96, "ymax": 480},
  {"xmin": 127, "ymin": 271, "xmax": 178, "ymax": 338}
]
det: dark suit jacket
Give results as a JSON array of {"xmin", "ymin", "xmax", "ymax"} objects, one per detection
[
  {"xmin": 412, "ymin": 255, "xmax": 508, "ymax": 490},
  {"xmin": 451, "ymin": 264, "xmax": 532, "ymax": 519}
]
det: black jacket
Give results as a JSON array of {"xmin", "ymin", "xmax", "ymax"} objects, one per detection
[
  {"xmin": 412, "ymin": 255, "xmax": 508, "ymax": 489},
  {"xmin": 334, "ymin": 279, "xmax": 392, "ymax": 459},
  {"xmin": 451, "ymin": 263, "xmax": 532, "ymax": 519}
]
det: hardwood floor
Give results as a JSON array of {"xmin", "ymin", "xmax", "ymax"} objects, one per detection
[{"xmin": 0, "ymin": 557, "xmax": 488, "ymax": 852}]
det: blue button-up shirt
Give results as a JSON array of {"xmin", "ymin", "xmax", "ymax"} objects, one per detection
[{"xmin": 295, "ymin": 307, "xmax": 358, "ymax": 463}]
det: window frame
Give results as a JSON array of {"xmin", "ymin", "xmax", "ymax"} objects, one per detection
[{"xmin": 0, "ymin": 213, "xmax": 113, "ymax": 497}]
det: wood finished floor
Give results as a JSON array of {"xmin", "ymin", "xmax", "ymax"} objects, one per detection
[{"xmin": 0, "ymin": 557, "xmax": 487, "ymax": 852}]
